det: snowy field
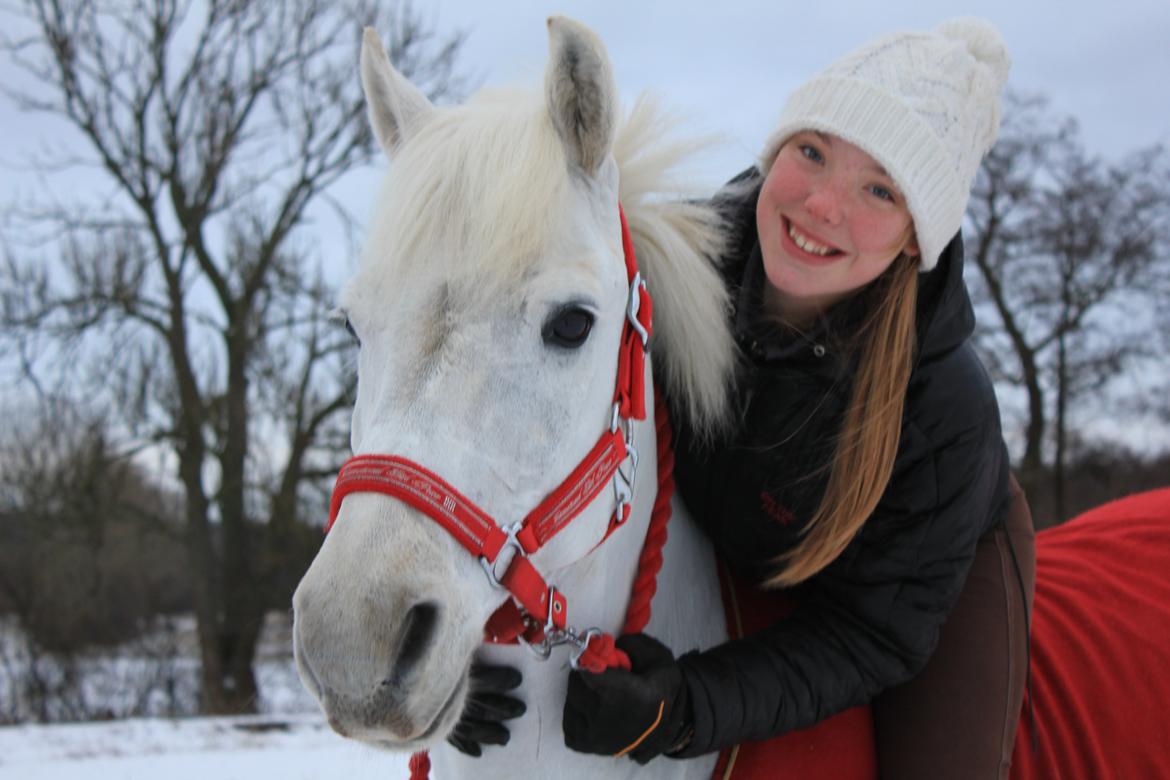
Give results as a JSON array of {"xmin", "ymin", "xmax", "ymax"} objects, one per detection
[
  {"xmin": 0, "ymin": 614, "xmax": 415, "ymax": 779},
  {"xmin": 0, "ymin": 713, "xmax": 412, "ymax": 780}
]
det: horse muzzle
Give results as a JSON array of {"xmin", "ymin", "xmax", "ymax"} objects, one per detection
[{"xmin": 292, "ymin": 497, "xmax": 484, "ymax": 747}]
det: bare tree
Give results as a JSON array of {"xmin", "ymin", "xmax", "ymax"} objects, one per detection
[
  {"xmin": 1, "ymin": 0, "xmax": 468, "ymax": 713},
  {"xmin": 965, "ymin": 92, "xmax": 1170, "ymax": 522},
  {"xmin": 0, "ymin": 398, "xmax": 178, "ymax": 650},
  {"xmin": 0, "ymin": 396, "xmax": 191, "ymax": 722}
]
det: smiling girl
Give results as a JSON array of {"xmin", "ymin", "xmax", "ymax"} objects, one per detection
[{"xmin": 563, "ymin": 18, "xmax": 1037, "ymax": 779}]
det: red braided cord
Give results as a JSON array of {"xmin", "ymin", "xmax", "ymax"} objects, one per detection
[
  {"xmin": 623, "ymin": 390, "xmax": 674, "ymax": 635},
  {"xmin": 574, "ymin": 390, "xmax": 675, "ymax": 673},
  {"xmin": 409, "ymin": 750, "xmax": 430, "ymax": 778},
  {"xmin": 574, "ymin": 631, "xmax": 629, "ymax": 673}
]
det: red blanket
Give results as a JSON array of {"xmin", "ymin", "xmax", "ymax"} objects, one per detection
[
  {"xmin": 714, "ymin": 488, "xmax": 1170, "ymax": 780},
  {"xmin": 1011, "ymin": 487, "xmax": 1170, "ymax": 780}
]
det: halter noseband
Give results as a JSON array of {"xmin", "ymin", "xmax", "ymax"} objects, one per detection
[{"xmin": 327, "ymin": 206, "xmax": 653, "ymax": 666}]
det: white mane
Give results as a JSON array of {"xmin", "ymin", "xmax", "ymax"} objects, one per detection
[
  {"xmin": 613, "ymin": 95, "xmax": 737, "ymax": 436},
  {"xmin": 362, "ymin": 90, "xmax": 736, "ymax": 435},
  {"xmin": 362, "ymin": 90, "xmax": 569, "ymax": 301}
]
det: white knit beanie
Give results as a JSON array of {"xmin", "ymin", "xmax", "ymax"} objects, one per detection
[{"xmin": 766, "ymin": 18, "xmax": 1011, "ymax": 271}]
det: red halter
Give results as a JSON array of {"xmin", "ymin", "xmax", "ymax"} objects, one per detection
[{"xmin": 327, "ymin": 205, "xmax": 654, "ymax": 663}]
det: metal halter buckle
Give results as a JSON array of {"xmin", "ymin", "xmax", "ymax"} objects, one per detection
[
  {"xmin": 518, "ymin": 623, "xmax": 603, "ymax": 667},
  {"xmin": 622, "ymin": 430, "xmax": 639, "ymax": 482},
  {"xmin": 511, "ymin": 584, "xmax": 567, "ymax": 661},
  {"xmin": 626, "ymin": 272, "xmax": 650, "ymax": 349},
  {"xmin": 613, "ymin": 471, "xmax": 633, "ymax": 526},
  {"xmin": 610, "ymin": 409, "xmax": 639, "ymax": 526},
  {"xmin": 569, "ymin": 628, "xmax": 605, "ymax": 670},
  {"xmin": 478, "ymin": 521, "xmax": 525, "ymax": 591}
]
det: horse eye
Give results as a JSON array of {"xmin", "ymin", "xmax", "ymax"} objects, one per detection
[
  {"xmin": 542, "ymin": 307, "xmax": 594, "ymax": 349},
  {"xmin": 343, "ymin": 318, "xmax": 360, "ymax": 346}
]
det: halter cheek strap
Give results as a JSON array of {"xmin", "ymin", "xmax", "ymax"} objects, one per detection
[{"xmin": 327, "ymin": 205, "xmax": 653, "ymax": 659}]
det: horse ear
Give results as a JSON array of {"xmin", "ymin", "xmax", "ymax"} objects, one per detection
[
  {"xmin": 360, "ymin": 27, "xmax": 435, "ymax": 157},
  {"xmin": 544, "ymin": 17, "xmax": 617, "ymax": 176}
]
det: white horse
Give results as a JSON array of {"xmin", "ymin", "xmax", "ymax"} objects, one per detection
[{"xmin": 293, "ymin": 17, "xmax": 736, "ymax": 780}]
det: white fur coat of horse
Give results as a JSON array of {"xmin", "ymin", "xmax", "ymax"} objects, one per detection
[{"xmin": 293, "ymin": 17, "xmax": 737, "ymax": 780}]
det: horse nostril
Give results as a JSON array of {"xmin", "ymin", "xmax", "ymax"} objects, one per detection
[{"xmin": 388, "ymin": 601, "xmax": 439, "ymax": 684}]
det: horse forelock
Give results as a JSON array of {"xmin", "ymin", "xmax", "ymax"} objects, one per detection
[
  {"xmin": 614, "ymin": 95, "xmax": 738, "ymax": 439},
  {"xmin": 358, "ymin": 90, "xmax": 572, "ymax": 303}
]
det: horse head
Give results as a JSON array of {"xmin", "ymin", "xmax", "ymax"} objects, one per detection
[
  {"xmin": 293, "ymin": 16, "xmax": 644, "ymax": 750},
  {"xmin": 293, "ymin": 17, "xmax": 734, "ymax": 769}
]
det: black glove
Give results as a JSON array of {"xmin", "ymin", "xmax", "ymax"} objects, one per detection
[
  {"xmin": 562, "ymin": 633, "xmax": 693, "ymax": 764},
  {"xmin": 446, "ymin": 663, "xmax": 526, "ymax": 757}
]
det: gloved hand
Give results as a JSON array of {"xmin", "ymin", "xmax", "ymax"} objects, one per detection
[
  {"xmin": 446, "ymin": 663, "xmax": 526, "ymax": 757},
  {"xmin": 562, "ymin": 633, "xmax": 693, "ymax": 764}
]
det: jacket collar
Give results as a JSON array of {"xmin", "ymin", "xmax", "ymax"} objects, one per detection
[{"xmin": 913, "ymin": 234, "xmax": 974, "ymax": 365}]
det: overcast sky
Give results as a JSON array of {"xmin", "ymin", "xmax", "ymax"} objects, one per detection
[
  {"xmin": 3, "ymin": 1, "xmax": 1167, "ymax": 215},
  {"xmin": 428, "ymin": 0, "xmax": 1170, "ymax": 185},
  {"xmin": 2, "ymin": 1, "xmax": 1168, "ymax": 452}
]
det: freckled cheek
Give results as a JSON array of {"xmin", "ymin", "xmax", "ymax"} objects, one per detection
[
  {"xmin": 762, "ymin": 165, "xmax": 808, "ymax": 209},
  {"xmin": 848, "ymin": 212, "xmax": 912, "ymax": 255}
]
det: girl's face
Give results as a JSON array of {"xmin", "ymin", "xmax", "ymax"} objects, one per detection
[{"xmin": 756, "ymin": 131, "xmax": 918, "ymax": 323}]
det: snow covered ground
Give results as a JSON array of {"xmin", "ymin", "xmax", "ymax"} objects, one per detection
[
  {"xmin": 0, "ymin": 713, "xmax": 412, "ymax": 780},
  {"xmin": 0, "ymin": 614, "xmax": 414, "ymax": 779}
]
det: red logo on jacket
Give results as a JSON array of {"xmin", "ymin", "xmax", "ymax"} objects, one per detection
[{"xmin": 760, "ymin": 492, "xmax": 796, "ymax": 526}]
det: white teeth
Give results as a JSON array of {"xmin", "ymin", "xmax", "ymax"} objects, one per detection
[{"xmin": 787, "ymin": 222, "xmax": 835, "ymax": 256}]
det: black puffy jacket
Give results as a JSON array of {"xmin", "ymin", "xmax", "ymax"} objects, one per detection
[{"xmin": 667, "ymin": 171, "xmax": 1012, "ymax": 756}]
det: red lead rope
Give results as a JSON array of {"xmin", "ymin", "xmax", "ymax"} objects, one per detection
[{"xmin": 574, "ymin": 390, "xmax": 675, "ymax": 670}]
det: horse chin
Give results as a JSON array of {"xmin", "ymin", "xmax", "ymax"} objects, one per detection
[
  {"xmin": 393, "ymin": 673, "xmax": 465, "ymax": 753},
  {"xmin": 368, "ymin": 672, "xmax": 467, "ymax": 752},
  {"xmin": 295, "ymin": 619, "xmax": 474, "ymax": 751},
  {"xmin": 292, "ymin": 623, "xmax": 328, "ymax": 705}
]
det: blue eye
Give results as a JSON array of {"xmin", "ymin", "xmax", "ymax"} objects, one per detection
[
  {"xmin": 868, "ymin": 184, "xmax": 896, "ymax": 203},
  {"xmin": 799, "ymin": 144, "xmax": 824, "ymax": 164}
]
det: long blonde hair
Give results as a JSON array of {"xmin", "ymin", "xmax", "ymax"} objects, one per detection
[{"xmin": 765, "ymin": 252, "xmax": 920, "ymax": 587}]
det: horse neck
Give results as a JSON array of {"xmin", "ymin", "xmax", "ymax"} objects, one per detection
[{"xmin": 432, "ymin": 365, "xmax": 725, "ymax": 780}]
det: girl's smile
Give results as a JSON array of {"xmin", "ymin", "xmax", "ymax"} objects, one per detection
[{"xmin": 781, "ymin": 216, "xmax": 844, "ymax": 262}]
